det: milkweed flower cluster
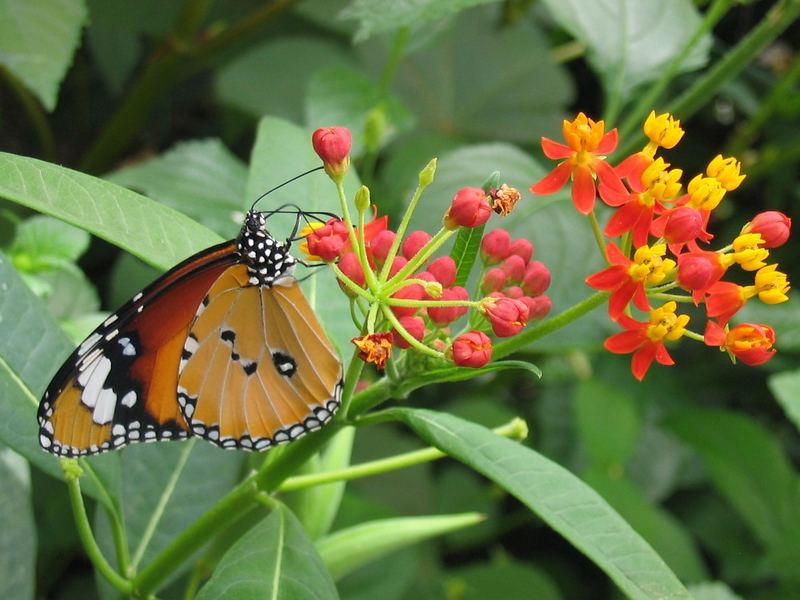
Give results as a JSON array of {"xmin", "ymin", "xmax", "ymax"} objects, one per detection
[
  {"xmin": 310, "ymin": 127, "xmax": 551, "ymax": 370},
  {"xmin": 531, "ymin": 111, "xmax": 790, "ymax": 380}
]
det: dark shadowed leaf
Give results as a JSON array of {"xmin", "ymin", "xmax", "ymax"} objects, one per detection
[{"xmin": 444, "ymin": 559, "xmax": 563, "ymax": 600}]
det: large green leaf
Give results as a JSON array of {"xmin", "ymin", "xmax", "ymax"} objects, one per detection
[
  {"xmin": 9, "ymin": 214, "xmax": 90, "ymax": 268},
  {"xmin": 316, "ymin": 512, "xmax": 484, "ymax": 579},
  {"xmin": 0, "ymin": 152, "xmax": 222, "ymax": 271},
  {"xmin": 768, "ymin": 369, "xmax": 800, "ymax": 434},
  {"xmin": 540, "ymin": 0, "xmax": 711, "ymax": 97},
  {"xmin": 0, "ymin": 451, "xmax": 36, "ymax": 600},
  {"xmin": 385, "ymin": 408, "xmax": 691, "ymax": 599},
  {"xmin": 664, "ymin": 407, "xmax": 800, "ymax": 577},
  {"xmin": 245, "ymin": 117, "xmax": 360, "ymax": 360},
  {"xmin": 444, "ymin": 559, "xmax": 563, "ymax": 600},
  {"xmin": 365, "ymin": 6, "xmax": 573, "ymax": 142},
  {"xmin": 107, "ymin": 139, "xmax": 248, "ymax": 238},
  {"xmin": 196, "ymin": 503, "xmax": 339, "ymax": 600},
  {"xmin": 0, "ymin": 0, "xmax": 87, "ymax": 110}
]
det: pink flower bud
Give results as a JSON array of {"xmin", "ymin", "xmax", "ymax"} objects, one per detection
[
  {"xmin": 402, "ymin": 230, "xmax": 432, "ymax": 260},
  {"xmin": 661, "ymin": 207, "xmax": 704, "ymax": 244},
  {"xmin": 522, "ymin": 261, "xmax": 551, "ymax": 296},
  {"xmin": 370, "ymin": 230, "xmax": 397, "ymax": 266},
  {"xmin": 500, "ymin": 255, "xmax": 526, "ymax": 282},
  {"xmin": 428, "ymin": 256, "xmax": 456, "ymax": 287},
  {"xmin": 388, "ymin": 256, "xmax": 408, "ymax": 278},
  {"xmin": 305, "ymin": 218, "xmax": 349, "ymax": 262},
  {"xmin": 481, "ymin": 268, "xmax": 507, "ymax": 294},
  {"xmin": 444, "ymin": 187, "xmax": 492, "ymax": 229},
  {"xmin": 338, "ymin": 252, "xmax": 365, "ymax": 294},
  {"xmin": 508, "ymin": 239, "xmax": 534, "ymax": 263},
  {"xmin": 676, "ymin": 251, "xmax": 726, "ymax": 301},
  {"xmin": 481, "ymin": 229, "xmax": 511, "ymax": 263},
  {"xmin": 312, "ymin": 127, "xmax": 352, "ymax": 179},
  {"xmin": 451, "ymin": 330, "xmax": 493, "ymax": 368},
  {"xmin": 483, "ymin": 297, "xmax": 529, "ymax": 337},
  {"xmin": 520, "ymin": 294, "xmax": 552, "ymax": 320},
  {"xmin": 504, "ymin": 286, "xmax": 524, "ymax": 299},
  {"xmin": 427, "ymin": 286, "xmax": 469, "ymax": 325},
  {"xmin": 745, "ymin": 211, "xmax": 791, "ymax": 248},
  {"xmin": 391, "ymin": 283, "xmax": 425, "ymax": 317},
  {"xmin": 393, "ymin": 316, "xmax": 426, "ymax": 349}
]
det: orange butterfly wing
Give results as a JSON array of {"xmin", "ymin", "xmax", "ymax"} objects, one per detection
[
  {"xmin": 177, "ymin": 264, "xmax": 343, "ymax": 450},
  {"xmin": 38, "ymin": 242, "xmax": 238, "ymax": 456}
]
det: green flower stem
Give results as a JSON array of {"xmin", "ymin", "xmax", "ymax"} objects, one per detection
[
  {"xmin": 356, "ymin": 190, "xmax": 379, "ymax": 290},
  {"xmin": 384, "ymin": 228, "xmax": 456, "ymax": 294},
  {"xmin": 349, "ymin": 377, "xmax": 393, "ymax": 416},
  {"xmin": 329, "ymin": 262, "xmax": 374, "ymax": 302},
  {"xmin": 387, "ymin": 298, "xmax": 481, "ymax": 309},
  {"xmin": 381, "ymin": 306, "xmax": 443, "ymax": 358},
  {"xmin": 335, "ymin": 180, "xmax": 376, "ymax": 291},
  {"xmin": 66, "ymin": 473, "xmax": 133, "ymax": 594},
  {"xmin": 683, "ymin": 329, "xmax": 706, "ymax": 343},
  {"xmin": 615, "ymin": 0, "xmax": 734, "ymax": 151},
  {"xmin": 378, "ymin": 179, "xmax": 429, "ymax": 282},
  {"xmin": 131, "ymin": 439, "xmax": 195, "ymax": 570},
  {"xmin": 278, "ymin": 418, "xmax": 527, "ymax": 492},
  {"xmin": 588, "ymin": 212, "xmax": 608, "ymax": 261},
  {"xmin": 380, "ymin": 27, "xmax": 410, "ymax": 92},
  {"xmin": 650, "ymin": 293, "xmax": 694, "ymax": 303},
  {"xmin": 668, "ymin": 0, "xmax": 800, "ymax": 129},
  {"xmin": 80, "ymin": 461, "xmax": 131, "ymax": 575},
  {"xmin": 337, "ymin": 346, "xmax": 367, "ymax": 418},
  {"xmin": 647, "ymin": 281, "xmax": 680, "ymax": 293},
  {"xmin": 493, "ymin": 292, "xmax": 610, "ymax": 360}
]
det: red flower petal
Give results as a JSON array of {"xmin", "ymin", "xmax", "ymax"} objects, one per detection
[
  {"xmin": 609, "ymin": 280, "xmax": 638, "ymax": 320},
  {"xmin": 631, "ymin": 343, "xmax": 658, "ymax": 381},
  {"xmin": 586, "ymin": 264, "xmax": 628, "ymax": 290},
  {"xmin": 593, "ymin": 158, "xmax": 626, "ymax": 195},
  {"xmin": 703, "ymin": 320, "xmax": 726, "ymax": 346},
  {"xmin": 572, "ymin": 165, "xmax": 596, "ymax": 214},
  {"xmin": 530, "ymin": 162, "xmax": 572, "ymax": 195},
  {"xmin": 541, "ymin": 138, "xmax": 573, "ymax": 160},
  {"xmin": 596, "ymin": 129, "xmax": 619, "ymax": 154},
  {"xmin": 605, "ymin": 330, "xmax": 644, "ymax": 354},
  {"xmin": 605, "ymin": 202, "xmax": 642, "ymax": 238},
  {"xmin": 654, "ymin": 343, "xmax": 674, "ymax": 366}
]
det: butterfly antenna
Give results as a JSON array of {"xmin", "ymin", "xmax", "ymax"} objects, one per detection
[{"xmin": 249, "ymin": 166, "xmax": 325, "ymax": 212}]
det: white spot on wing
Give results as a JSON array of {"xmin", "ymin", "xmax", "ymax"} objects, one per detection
[
  {"xmin": 121, "ymin": 391, "xmax": 137, "ymax": 407},
  {"xmin": 78, "ymin": 333, "xmax": 102, "ymax": 356},
  {"xmin": 93, "ymin": 387, "xmax": 117, "ymax": 424},
  {"xmin": 80, "ymin": 357, "xmax": 112, "ymax": 408}
]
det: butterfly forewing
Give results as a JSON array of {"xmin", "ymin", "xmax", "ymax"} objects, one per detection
[
  {"xmin": 177, "ymin": 264, "xmax": 343, "ymax": 450},
  {"xmin": 38, "ymin": 242, "xmax": 239, "ymax": 456}
]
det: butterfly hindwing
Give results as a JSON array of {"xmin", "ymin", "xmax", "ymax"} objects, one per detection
[
  {"xmin": 177, "ymin": 264, "xmax": 343, "ymax": 451},
  {"xmin": 38, "ymin": 242, "xmax": 238, "ymax": 456}
]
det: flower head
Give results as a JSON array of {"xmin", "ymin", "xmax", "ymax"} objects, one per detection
[
  {"xmin": 643, "ymin": 111, "xmax": 684, "ymax": 151},
  {"xmin": 482, "ymin": 296, "xmax": 530, "ymax": 337},
  {"xmin": 312, "ymin": 127, "xmax": 352, "ymax": 180},
  {"xmin": 352, "ymin": 333, "xmax": 394, "ymax": 369},
  {"xmin": 444, "ymin": 187, "xmax": 492, "ymax": 229},
  {"xmin": 706, "ymin": 155, "xmax": 745, "ymax": 191},
  {"xmin": 676, "ymin": 250, "xmax": 727, "ymax": 303},
  {"xmin": 481, "ymin": 229, "xmax": 511, "ymax": 263},
  {"xmin": 705, "ymin": 321, "xmax": 776, "ymax": 366},
  {"xmin": 490, "ymin": 184, "xmax": 521, "ymax": 216},
  {"xmin": 731, "ymin": 233, "xmax": 769, "ymax": 271},
  {"xmin": 451, "ymin": 331, "xmax": 492, "ymax": 368},
  {"xmin": 744, "ymin": 211, "xmax": 791, "ymax": 248},
  {"xmin": 751, "ymin": 263, "xmax": 790, "ymax": 304}
]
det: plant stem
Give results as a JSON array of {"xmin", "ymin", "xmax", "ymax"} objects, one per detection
[
  {"xmin": 380, "ymin": 27, "xmax": 410, "ymax": 92},
  {"xmin": 587, "ymin": 211, "xmax": 608, "ymax": 260},
  {"xmin": 378, "ymin": 174, "xmax": 428, "ymax": 282},
  {"xmin": 338, "ymin": 346, "xmax": 367, "ymax": 418},
  {"xmin": 81, "ymin": 461, "xmax": 131, "ymax": 575},
  {"xmin": 67, "ymin": 474, "xmax": 133, "ymax": 594},
  {"xmin": 492, "ymin": 292, "xmax": 609, "ymax": 360},
  {"xmin": 278, "ymin": 418, "xmax": 527, "ymax": 492}
]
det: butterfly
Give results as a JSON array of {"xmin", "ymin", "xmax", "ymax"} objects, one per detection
[{"xmin": 37, "ymin": 203, "xmax": 343, "ymax": 457}]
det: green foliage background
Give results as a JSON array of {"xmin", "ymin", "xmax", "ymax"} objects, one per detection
[{"xmin": 0, "ymin": 0, "xmax": 799, "ymax": 599}]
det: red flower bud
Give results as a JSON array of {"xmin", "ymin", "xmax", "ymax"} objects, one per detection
[
  {"xmin": 483, "ymin": 297, "xmax": 529, "ymax": 337},
  {"xmin": 451, "ymin": 330, "xmax": 492, "ymax": 368},
  {"xmin": 481, "ymin": 268, "xmax": 507, "ymax": 294},
  {"xmin": 312, "ymin": 127, "xmax": 352, "ymax": 179},
  {"xmin": 705, "ymin": 321, "xmax": 776, "ymax": 366},
  {"xmin": 338, "ymin": 252, "xmax": 366, "ymax": 293},
  {"xmin": 427, "ymin": 286, "xmax": 469, "ymax": 325},
  {"xmin": 428, "ymin": 256, "xmax": 457, "ymax": 287},
  {"xmin": 402, "ymin": 230, "xmax": 432, "ymax": 260},
  {"xmin": 390, "ymin": 283, "xmax": 425, "ymax": 317},
  {"xmin": 661, "ymin": 206, "xmax": 704, "ymax": 244},
  {"xmin": 676, "ymin": 251, "xmax": 726, "ymax": 302},
  {"xmin": 520, "ymin": 294, "xmax": 552, "ymax": 320},
  {"xmin": 393, "ymin": 315, "xmax": 426, "ymax": 349},
  {"xmin": 745, "ymin": 211, "xmax": 791, "ymax": 248},
  {"xmin": 305, "ymin": 218, "xmax": 349, "ymax": 262},
  {"xmin": 481, "ymin": 229, "xmax": 511, "ymax": 263},
  {"xmin": 370, "ymin": 229, "xmax": 396, "ymax": 266},
  {"xmin": 444, "ymin": 187, "xmax": 492, "ymax": 229},
  {"xmin": 500, "ymin": 255, "xmax": 526, "ymax": 282},
  {"xmin": 522, "ymin": 261, "xmax": 551, "ymax": 296},
  {"xmin": 508, "ymin": 239, "xmax": 534, "ymax": 263},
  {"xmin": 388, "ymin": 256, "xmax": 407, "ymax": 278},
  {"xmin": 504, "ymin": 286, "xmax": 524, "ymax": 299}
]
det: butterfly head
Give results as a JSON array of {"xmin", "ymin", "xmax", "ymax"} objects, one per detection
[{"xmin": 238, "ymin": 209, "xmax": 297, "ymax": 287}]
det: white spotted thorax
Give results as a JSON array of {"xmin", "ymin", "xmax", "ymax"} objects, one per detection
[{"xmin": 238, "ymin": 210, "xmax": 298, "ymax": 287}]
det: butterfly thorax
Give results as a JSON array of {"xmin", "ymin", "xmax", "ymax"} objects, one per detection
[{"xmin": 238, "ymin": 210, "xmax": 297, "ymax": 287}]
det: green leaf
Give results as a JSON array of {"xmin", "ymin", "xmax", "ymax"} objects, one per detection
[
  {"xmin": 305, "ymin": 65, "xmax": 414, "ymax": 155},
  {"xmin": 0, "ymin": 152, "xmax": 222, "ymax": 270},
  {"xmin": 444, "ymin": 558, "xmax": 563, "ymax": 600},
  {"xmin": 450, "ymin": 223, "xmax": 484, "ymax": 288},
  {"xmin": 0, "ymin": 451, "xmax": 36, "ymax": 600},
  {"xmin": 688, "ymin": 582, "xmax": 745, "ymax": 600},
  {"xmin": 9, "ymin": 214, "xmax": 90, "ymax": 268},
  {"xmin": 289, "ymin": 427, "xmax": 356, "ymax": 540},
  {"xmin": 664, "ymin": 407, "xmax": 800, "ymax": 574},
  {"xmin": 0, "ymin": 0, "xmax": 87, "ymax": 109},
  {"xmin": 107, "ymin": 139, "xmax": 248, "ymax": 238},
  {"xmin": 540, "ymin": 0, "xmax": 711, "ymax": 97},
  {"xmin": 583, "ymin": 468, "xmax": 708, "ymax": 583},
  {"xmin": 23, "ymin": 264, "xmax": 100, "ymax": 321},
  {"xmin": 215, "ymin": 37, "xmax": 355, "ymax": 123},
  {"xmin": 385, "ymin": 408, "xmax": 691, "ymax": 600},
  {"xmin": 574, "ymin": 379, "xmax": 641, "ymax": 469},
  {"xmin": 370, "ymin": 6, "xmax": 573, "ymax": 142},
  {"xmin": 395, "ymin": 360, "xmax": 541, "ymax": 398},
  {"xmin": 342, "ymin": 0, "xmax": 502, "ymax": 42},
  {"xmin": 0, "ymin": 152, "xmax": 221, "ymax": 269},
  {"xmin": 196, "ymin": 503, "xmax": 339, "ymax": 600},
  {"xmin": 316, "ymin": 512, "xmax": 484, "ymax": 580},
  {"xmin": 245, "ymin": 117, "xmax": 361, "ymax": 360},
  {"xmin": 768, "ymin": 369, "xmax": 800, "ymax": 434}
]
